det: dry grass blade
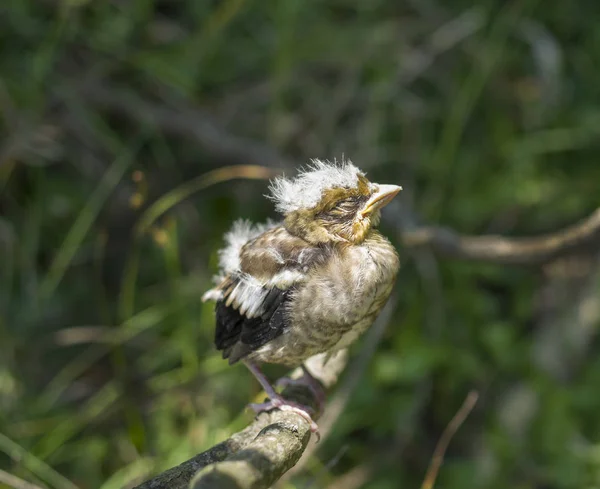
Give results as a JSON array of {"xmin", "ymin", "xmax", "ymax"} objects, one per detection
[
  {"xmin": 420, "ymin": 390, "xmax": 479, "ymax": 489},
  {"xmin": 0, "ymin": 469, "xmax": 46, "ymax": 489},
  {"xmin": 135, "ymin": 165, "xmax": 279, "ymax": 237}
]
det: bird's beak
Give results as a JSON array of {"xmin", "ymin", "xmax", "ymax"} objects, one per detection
[{"xmin": 360, "ymin": 184, "xmax": 402, "ymax": 217}]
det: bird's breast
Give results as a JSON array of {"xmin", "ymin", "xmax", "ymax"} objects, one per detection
[
  {"xmin": 289, "ymin": 234, "xmax": 399, "ymax": 336},
  {"xmin": 249, "ymin": 233, "xmax": 399, "ymax": 366}
]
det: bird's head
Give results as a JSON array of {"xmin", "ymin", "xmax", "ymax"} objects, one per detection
[{"xmin": 267, "ymin": 160, "xmax": 401, "ymax": 245}]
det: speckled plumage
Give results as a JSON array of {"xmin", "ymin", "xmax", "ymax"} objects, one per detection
[
  {"xmin": 202, "ymin": 160, "xmax": 401, "ymax": 432},
  {"xmin": 248, "ymin": 229, "xmax": 398, "ymax": 366}
]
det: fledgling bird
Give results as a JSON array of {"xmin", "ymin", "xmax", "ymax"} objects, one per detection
[{"xmin": 202, "ymin": 160, "xmax": 401, "ymax": 433}]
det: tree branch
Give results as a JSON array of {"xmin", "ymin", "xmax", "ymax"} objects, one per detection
[
  {"xmin": 133, "ymin": 351, "xmax": 347, "ymax": 489},
  {"xmin": 400, "ymin": 206, "xmax": 600, "ymax": 265}
]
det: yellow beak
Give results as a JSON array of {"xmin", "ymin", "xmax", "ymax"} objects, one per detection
[{"xmin": 360, "ymin": 184, "xmax": 402, "ymax": 217}]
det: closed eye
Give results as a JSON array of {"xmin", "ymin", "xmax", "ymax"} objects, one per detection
[
  {"xmin": 336, "ymin": 197, "xmax": 359, "ymax": 208},
  {"xmin": 335, "ymin": 195, "xmax": 367, "ymax": 210},
  {"xmin": 317, "ymin": 196, "xmax": 366, "ymax": 221}
]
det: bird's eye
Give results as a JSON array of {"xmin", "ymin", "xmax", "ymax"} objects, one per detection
[
  {"xmin": 336, "ymin": 197, "xmax": 358, "ymax": 209},
  {"xmin": 317, "ymin": 196, "xmax": 364, "ymax": 221}
]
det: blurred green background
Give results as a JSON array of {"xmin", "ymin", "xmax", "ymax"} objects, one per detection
[{"xmin": 1, "ymin": 0, "xmax": 600, "ymax": 488}]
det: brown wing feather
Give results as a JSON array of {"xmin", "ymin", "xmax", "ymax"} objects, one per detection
[{"xmin": 206, "ymin": 226, "xmax": 328, "ymax": 364}]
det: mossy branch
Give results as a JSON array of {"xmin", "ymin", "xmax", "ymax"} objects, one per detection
[{"xmin": 133, "ymin": 351, "xmax": 347, "ymax": 489}]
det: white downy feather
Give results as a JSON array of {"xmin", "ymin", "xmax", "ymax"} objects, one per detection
[{"xmin": 267, "ymin": 158, "xmax": 365, "ymax": 214}]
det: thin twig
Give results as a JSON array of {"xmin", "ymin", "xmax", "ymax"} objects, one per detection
[
  {"xmin": 421, "ymin": 390, "xmax": 479, "ymax": 489},
  {"xmin": 401, "ymin": 207, "xmax": 600, "ymax": 265}
]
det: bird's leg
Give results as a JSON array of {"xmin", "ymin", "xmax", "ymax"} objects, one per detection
[
  {"xmin": 243, "ymin": 360, "xmax": 320, "ymax": 437},
  {"xmin": 243, "ymin": 360, "xmax": 280, "ymax": 399},
  {"xmin": 276, "ymin": 365, "xmax": 326, "ymax": 414}
]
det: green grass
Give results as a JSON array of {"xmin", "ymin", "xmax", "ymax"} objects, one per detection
[{"xmin": 2, "ymin": 0, "xmax": 600, "ymax": 488}]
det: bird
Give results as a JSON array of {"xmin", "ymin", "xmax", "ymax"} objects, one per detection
[{"xmin": 202, "ymin": 159, "xmax": 401, "ymax": 434}]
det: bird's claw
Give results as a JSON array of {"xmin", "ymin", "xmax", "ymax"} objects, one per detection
[
  {"xmin": 275, "ymin": 373, "xmax": 326, "ymax": 414},
  {"xmin": 249, "ymin": 397, "xmax": 320, "ymax": 441}
]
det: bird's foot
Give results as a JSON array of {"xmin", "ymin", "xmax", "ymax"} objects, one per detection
[
  {"xmin": 276, "ymin": 370, "xmax": 326, "ymax": 414},
  {"xmin": 249, "ymin": 396, "xmax": 320, "ymax": 440}
]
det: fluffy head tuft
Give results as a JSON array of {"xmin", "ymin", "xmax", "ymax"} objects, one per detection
[{"xmin": 267, "ymin": 159, "xmax": 365, "ymax": 214}]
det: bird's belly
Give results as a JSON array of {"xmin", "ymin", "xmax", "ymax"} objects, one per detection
[
  {"xmin": 329, "ymin": 317, "xmax": 371, "ymax": 351},
  {"xmin": 327, "ymin": 280, "xmax": 393, "ymax": 351},
  {"xmin": 250, "ymin": 280, "xmax": 393, "ymax": 366}
]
